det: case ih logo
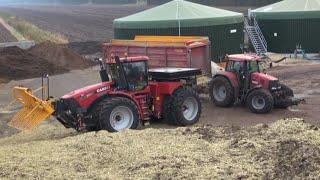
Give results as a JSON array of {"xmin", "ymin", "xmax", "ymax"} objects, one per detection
[{"xmin": 96, "ymin": 86, "xmax": 110, "ymax": 93}]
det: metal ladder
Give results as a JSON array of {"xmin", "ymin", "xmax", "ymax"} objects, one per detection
[
  {"xmin": 136, "ymin": 95, "xmax": 151, "ymax": 121},
  {"xmin": 244, "ymin": 17, "xmax": 268, "ymax": 54}
]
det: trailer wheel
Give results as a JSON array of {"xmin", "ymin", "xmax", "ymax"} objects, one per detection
[
  {"xmin": 168, "ymin": 87, "xmax": 202, "ymax": 126},
  {"xmin": 99, "ymin": 97, "xmax": 139, "ymax": 132},
  {"xmin": 209, "ymin": 76, "xmax": 235, "ymax": 107},
  {"xmin": 246, "ymin": 89, "xmax": 274, "ymax": 114}
]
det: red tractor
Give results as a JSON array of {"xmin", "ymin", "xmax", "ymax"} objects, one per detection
[
  {"xmin": 209, "ymin": 54, "xmax": 303, "ymax": 113},
  {"xmin": 48, "ymin": 56, "xmax": 202, "ymax": 132}
]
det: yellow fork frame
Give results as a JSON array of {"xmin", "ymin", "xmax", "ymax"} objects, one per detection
[{"xmin": 8, "ymin": 87, "xmax": 55, "ymax": 130}]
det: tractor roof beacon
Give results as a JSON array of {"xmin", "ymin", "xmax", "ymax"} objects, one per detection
[{"xmin": 209, "ymin": 54, "xmax": 304, "ymax": 114}]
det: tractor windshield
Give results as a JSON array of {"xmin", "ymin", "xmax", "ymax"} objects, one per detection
[
  {"xmin": 123, "ymin": 61, "xmax": 148, "ymax": 90},
  {"xmin": 248, "ymin": 61, "xmax": 260, "ymax": 73},
  {"xmin": 108, "ymin": 61, "xmax": 148, "ymax": 91}
]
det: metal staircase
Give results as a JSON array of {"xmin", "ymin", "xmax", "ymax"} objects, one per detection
[{"xmin": 244, "ymin": 17, "xmax": 268, "ymax": 54}]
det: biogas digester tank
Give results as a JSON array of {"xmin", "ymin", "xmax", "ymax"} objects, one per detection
[
  {"xmin": 252, "ymin": 0, "xmax": 320, "ymax": 53},
  {"xmin": 113, "ymin": 0, "xmax": 244, "ymax": 62}
]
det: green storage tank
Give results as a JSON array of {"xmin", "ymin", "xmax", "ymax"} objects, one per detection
[
  {"xmin": 252, "ymin": 0, "xmax": 320, "ymax": 53},
  {"xmin": 113, "ymin": 0, "xmax": 244, "ymax": 62}
]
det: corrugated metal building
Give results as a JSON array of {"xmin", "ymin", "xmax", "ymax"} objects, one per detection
[
  {"xmin": 252, "ymin": 0, "xmax": 320, "ymax": 53},
  {"xmin": 113, "ymin": 0, "xmax": 244, "ymax": 62}
]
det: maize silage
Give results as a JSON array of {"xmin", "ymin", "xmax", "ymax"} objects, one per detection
[{"xmin": 0, "ymin": 118, "xmax": 320, "ymax": 179}]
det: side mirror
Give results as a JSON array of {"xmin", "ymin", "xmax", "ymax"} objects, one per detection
[{"xmin": 94, "ymin": 58, "xmax": 104, "ymax": 70}]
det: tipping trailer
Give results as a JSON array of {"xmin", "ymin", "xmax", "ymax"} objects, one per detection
[{"xmin": 104, "ymin": 36, "xmax": 211, "ymax": 74}]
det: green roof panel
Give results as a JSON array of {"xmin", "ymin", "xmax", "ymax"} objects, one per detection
[
  {"xmin": 252, "ymin": 0, "xmax": 320, "ymax": 19},
  {"xmin": 114, "ymin": 0, "xmax": 243, "ymax": 29}
]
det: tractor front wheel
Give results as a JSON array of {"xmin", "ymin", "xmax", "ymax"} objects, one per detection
[
  {"xmin": 165, "ymin": 87, "xmax": 201, "ymax": 126},
  {"xmin": 99, "ymin": 97, "xmax": 139, "ymax": 132},
  {"xmin": 246, "ymin": 89, "xmax": 274, "ymax": 114}
]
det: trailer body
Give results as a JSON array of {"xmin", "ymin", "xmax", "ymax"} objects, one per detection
[{"xmin": 103, "ymin": 36, "xmax": 211, "ymax": 74}]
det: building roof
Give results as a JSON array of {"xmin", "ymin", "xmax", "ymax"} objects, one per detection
[
  {"xmin": 114, "ymin": 0, "xmax": 243, "ymax": 29},
  {"xmin": 252, "ymin": 0, "xmax": 320, "ymax": 20}
]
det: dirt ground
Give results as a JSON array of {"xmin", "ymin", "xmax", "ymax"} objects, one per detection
[
  {"xmin": 0, "ymin": 5, "xmax": 149, "ymax": 42},
  {"xmin": 0, "ymin": 23, "xmax": 16, "ymax": 43}
]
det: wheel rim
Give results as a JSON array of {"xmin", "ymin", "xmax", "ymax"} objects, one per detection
[
  {"xmin": 252, "ymin": 96, "xmax": 266, "ymax": 110},
  {"xmin": 110, "ymin": 106, "xmax": 134, "ymax": 131},
  {"xmin": 182, "ymin": 97, "xmax": 199, "ymax": 121},
  {"xmin": 213, "ymin": 85, "xmax": 227, "ymax": 102}
]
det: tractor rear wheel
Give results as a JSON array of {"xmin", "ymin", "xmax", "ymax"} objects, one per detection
[
  {"xmin": 164, "ymin": 87, "xmax": 201, "ymax": 126},
  {"xmin": 99, "ymin": 97, "xmax": 139, "ymax": 132},
  {"xmin": 246, "ymin": 89, "xmax": 274, "ymax": 114},
  {"xmin": 209, "ymin": 76, "xmax": 235, "ymax": 107}
]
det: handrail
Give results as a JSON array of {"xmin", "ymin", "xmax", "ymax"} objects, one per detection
[
  {"xmin": 253, "ymin": 18, "xmax": 267, "ymax": 51},
  {"xmin": 244, "ymin": 17, "xmax": 261, "ymax": 53}
]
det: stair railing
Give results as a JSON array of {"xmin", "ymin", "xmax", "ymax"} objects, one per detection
[
  {"xmin": 253, "ymin": 17, "xmax": 267, "ymax": 52},
  {"xmin": 244, "ymin": 17, "xmax": 260, "ymax": 53}
]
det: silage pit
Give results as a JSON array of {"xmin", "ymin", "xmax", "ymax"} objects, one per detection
[{"xmin": 0, "ymin": 118, "xmax": 320, "ymax": 179}]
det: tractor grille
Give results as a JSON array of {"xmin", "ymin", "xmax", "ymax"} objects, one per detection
[
  {"xmin": 269, "ymin": 80, "xmax": 281, "ymax": 91},
  {"xmin": 53, "ymin": 98, "xmax": 81, "ymax": 129}
]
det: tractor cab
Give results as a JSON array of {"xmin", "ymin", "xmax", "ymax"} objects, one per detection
[
  {"xmin": 226, "ymin": 54, "xmax": 261, "ymax": 76},
  {"xmin": 225, "ymin": 54, "xmax": 262, "ymax": 93},
  {"xmin": 102, "ymin": 56, "xmax": 149, "ymax": 91}
]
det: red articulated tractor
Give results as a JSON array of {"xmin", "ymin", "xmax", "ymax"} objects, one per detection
[
  {"xmin": 9, "ymin": 55, "xmax": 202, "ymax": 132},
  {"xmin": 209, "ymin": 54, "xmax": 304, "ymax": 113}
]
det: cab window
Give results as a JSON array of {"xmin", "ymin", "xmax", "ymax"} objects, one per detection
[
  {"xmin": 226, "ymin": 61, "xmax": 245, "ymax": 74},
  {"xmin": 248, "ymin": 61, "xmax": 259, "ymax": 73},
  {"xmin": 123, "ymin": 61, "xmax": 148, "ymax": 91}
]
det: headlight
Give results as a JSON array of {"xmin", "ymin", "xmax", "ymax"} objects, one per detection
[
  {"xmin": 269, "ymin": 80, "xmax": 281, "ymax": 91},
  {"xmin": 271, "ymin": 86, "xmax": 282, "ymax": 90}
]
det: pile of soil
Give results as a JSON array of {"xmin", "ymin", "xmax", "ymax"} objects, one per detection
[
  {"xmin": 0, "ymin": 118, "xmax": 319, "ymax": 179},
  {"xmin": 67, "ymin": 41, "xmax": 102, "ymax": 55},
  {"xmin": 0, "ymin": 42, "xmax": 95, "ymax": 83},
  {"xmin": 0, "ymin": 46, "xmax": 68, "ymax": 82},
  {"xmin": 30, "ymin": 41, "xmax": 94, "ymax": 70},
  {"xmin": 0, "ymin": 23, "xmax": 17, "ymax": 43}
]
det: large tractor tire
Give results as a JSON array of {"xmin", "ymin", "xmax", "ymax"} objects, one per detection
[
  {"xmin": 163, "ymin": 87, "xmax": 201, "ymax": 126},
  {"xmin": 246, "ymin": 89, "xmax": 274, "ymax": 114},
  {"xmin": 98, "ymin": 97, "xmax": 139, "ymax": 132},
  {"xmin": 209, "ymin": 76, "xmax": 235, "ymax": 107},
  {"xmin": 162, "ymin": 96, "xmax": 175, "ymax": 125}
]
